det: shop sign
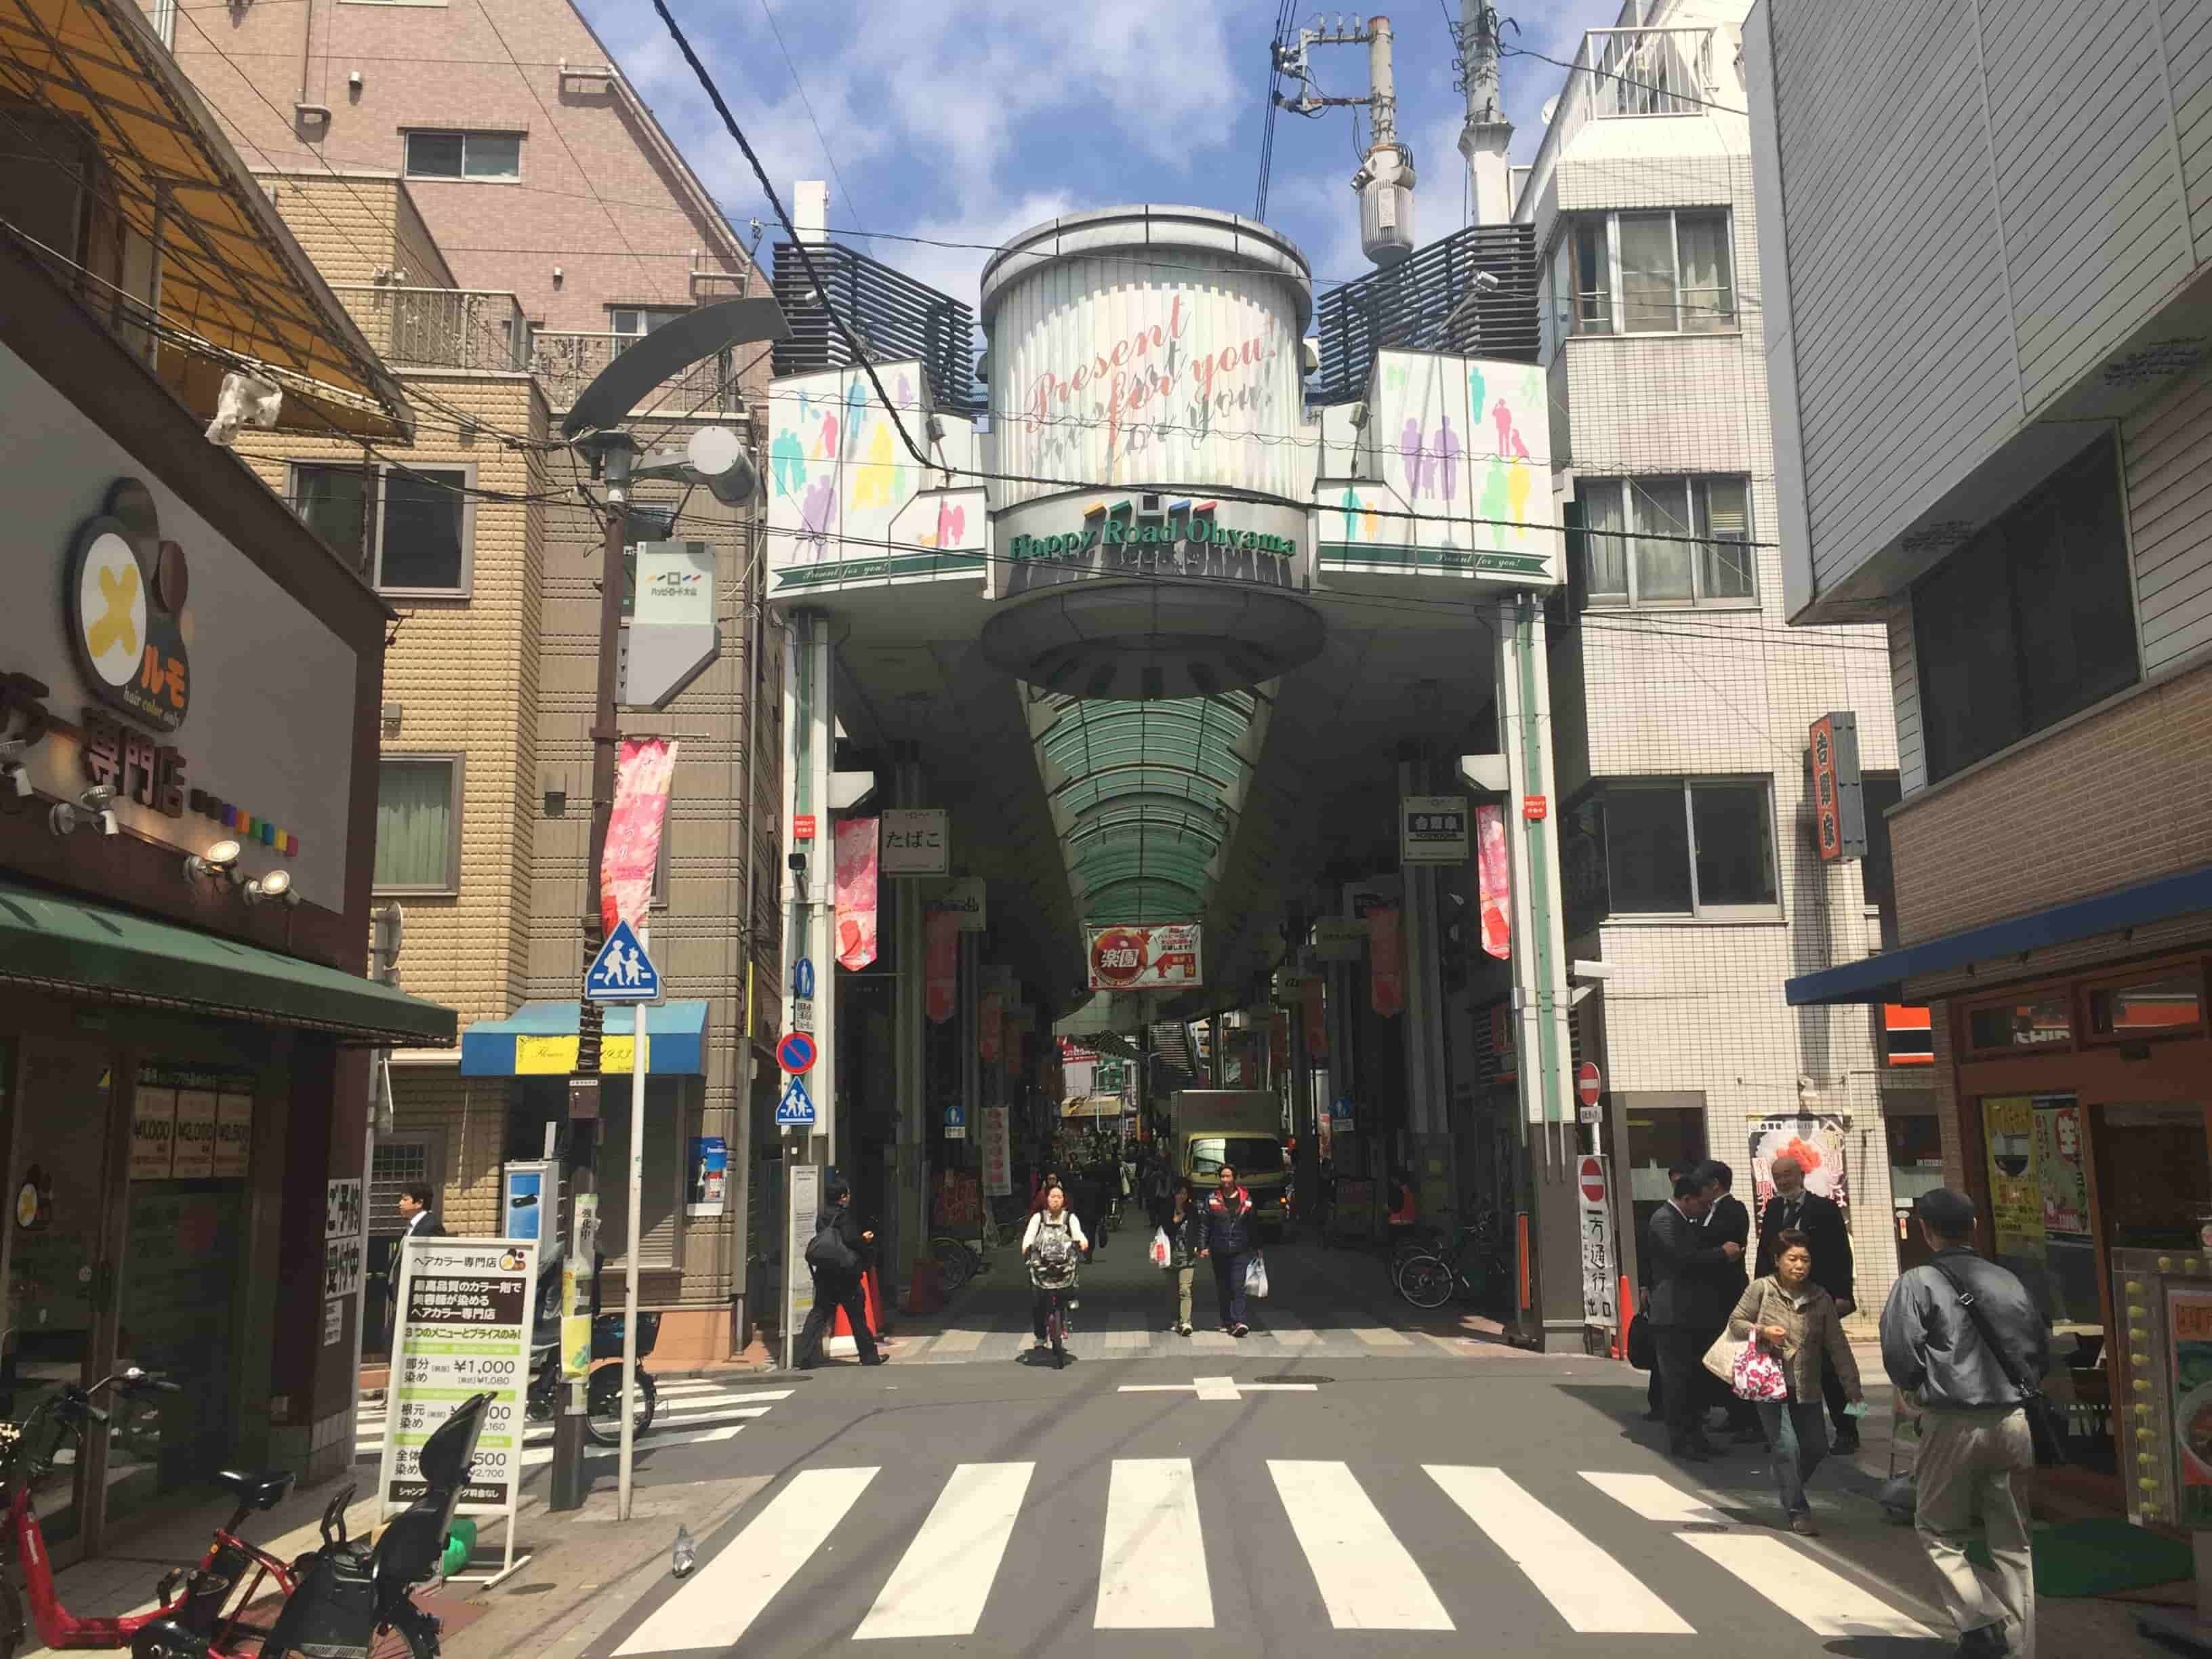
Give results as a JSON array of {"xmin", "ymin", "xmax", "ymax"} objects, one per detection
[
  {"xmin": 1809, "ymin": 712, "xmax": 1866, "ymax": 862},
  {"xmin": 1982, "ymin": 1095, "xmax": 2044, "ymax": 1256},
  {"xmin": 380, "ymin": 1236, "xmax": 537, "ymax": 1518},
  {"xmin": 213, "ymin": 1092, "xmax": 251, "ymax": 1177},
  {"xmin": 326, "ymin": 1178, "xmax": 363, "ymax": 1240},
  {"xmin": 1086, "ymin": 922, "xmax": 1202, "ymax": 991},
  {"xmin": 171, "ymin": 1089, "xmax": 218, "ymax": 1178},
  {"xmin": 131, "ymin": 1067, "xmax": 253, "ymax": 1181},
  {"xmin": 1312, "ymin": 917, "xmax": 1365, "ymax": 961},
  {"xmin": 131, "ymin": 1084, "xmax": 178, "ymax": 1180},
  {"xmin": 1401, "ymin": 795, "xmax": 1469, "ymax": 864},
  {"xmin": 324, "ymin": 1234, "xmax": 363, "ymax": 1300},
  {"xmin": 66, "ymin": 481, "xmax": 191, "ymax": 733},
  {"xmin": 2170, "ymin": 1287, "xmax": 2212, "ymax": 1527},
  {"xmin": 686, "ymin": 1136, "xmax": 728, "ymax": 1216},
  {"xmin": 924, "ymin": 876, "xmax": 988, "ymax": 933},
  {"xmin": 881, "ymin": 808, "xmax": 949, "ymax": 877},
  {"xmin": 980, "ymin": 1105, "xmax": 1012, "ymax": 1197},
  {"xmin": 993, "ymin": 491, "xmax": 1308, "ymax": 602}
]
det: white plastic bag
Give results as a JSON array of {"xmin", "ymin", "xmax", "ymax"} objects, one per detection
[
  {"xmin": 1246, "ymin": 1250, "xmax": 1269, "ymax": 1299},
  {"xmin": 1150, "ymin": 1228, "xmax": 1170, "ymax": 1268}
]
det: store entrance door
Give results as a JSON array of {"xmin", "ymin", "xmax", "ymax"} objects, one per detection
[{"xmin": 1, "ymin": 1040, "xmax": 125, "ymax": 1565}]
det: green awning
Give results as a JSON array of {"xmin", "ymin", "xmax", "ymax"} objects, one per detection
[{"xmin": 0, "ymin": 882, "xmax": 455, "ymax": 1045}]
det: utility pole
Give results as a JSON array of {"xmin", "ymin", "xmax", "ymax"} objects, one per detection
[
  {"xmin": 1456, "ymin": 0, "xmax": 1515, "ymax": 224},
  {"xmin": 552, "ymin": 430, "xmax": 638, "ymax": 1511}
]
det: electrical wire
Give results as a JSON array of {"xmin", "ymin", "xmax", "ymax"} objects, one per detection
[
  {"xmin": 1502, "ymin": 41, "xmax": 1750, "ymax": 117},
  {"xmin": 756, "ymin": 0, "xmax": 857, "ymax": 223}
]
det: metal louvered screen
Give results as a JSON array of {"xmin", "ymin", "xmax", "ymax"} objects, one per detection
[
  {"xmin": 770, "ymin": 241, "xmax": 985, "ymax": 416},
  {"xmin": 1311, "ymin": 224, "xmax": 1541, "ymax": 405}
]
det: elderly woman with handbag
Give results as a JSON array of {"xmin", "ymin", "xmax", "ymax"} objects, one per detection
[{"xmin": 1717, "ymin": 1227, "xmax": 1864, "ymax": 1535}]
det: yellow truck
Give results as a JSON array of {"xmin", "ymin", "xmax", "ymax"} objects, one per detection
[{"xmin": 1168, "ymin": 1090, "xmax": 1290, "ymax": 1241}]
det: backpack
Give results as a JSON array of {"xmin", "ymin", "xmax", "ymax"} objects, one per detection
[
  {"xmin": 805, "ymin": 1210, "xmax": 858, "ymax": 1273},
  {"xmin": 1032, "ymin": 1214, "xmax": 1076, "ymax": 1271}
]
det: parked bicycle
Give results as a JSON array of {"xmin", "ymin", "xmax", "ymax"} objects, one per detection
[
  {"xmin": 524, "ymin": 1311, "xmax": 658, "ymax": 1448},
  {"xmin": 1394, "ymin": 1214, "xmax": 1513, "ymax": 1310},
  {"xmin": 928, "ymin": 1200, "xmax": 1023, "ymax": 1294}
]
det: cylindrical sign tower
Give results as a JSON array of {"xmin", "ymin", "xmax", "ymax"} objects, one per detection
[{"xmin": 977, "ymin": 205, "xmax": 1326, "ymax": 701}]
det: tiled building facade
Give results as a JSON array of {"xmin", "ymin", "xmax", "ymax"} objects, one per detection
[
  {"xmin": 148, "ymin": 0, "xmax": 781, "ymax": 1357},
  {"xmin": 1503, "ymin": 0, "xmax": 1928, "ymax": 1326}
]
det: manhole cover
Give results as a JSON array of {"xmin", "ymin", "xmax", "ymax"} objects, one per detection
[{"xmin": 1254, "ymin": 1374, "xmax": 1332, "ymax": 1385}]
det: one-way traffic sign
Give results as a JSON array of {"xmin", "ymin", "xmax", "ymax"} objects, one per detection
[{"xmin": 586, "ymin": 918, "xmax": 661, "ymax": 1003}]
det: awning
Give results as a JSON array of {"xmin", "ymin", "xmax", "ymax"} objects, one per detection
[
  {"xmin": 0, "ymin": 0, "xmax": 413, "ymax": 438},
  {"xmin": 1786, "ymin": 863, "xmax": 2212, "ymax": 1008},
  {"xmin": 0, "ymin": 882, "xmax": 454, "ymax": 1044},
  {"xmin": 461, "ymin": 1001, "xmax": 709, "ymax": 1077}
]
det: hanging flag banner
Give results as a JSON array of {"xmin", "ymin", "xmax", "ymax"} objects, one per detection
[
  {"xmin": 979, "ymin": 989, "xmax": 1002, "ymax": 1063},
  {"xmin": 834, "ymin": 816, "xmax": 879, "ymax": 970},
  {"xmin": 600, "ymin": 737, "xmax": 678, "ymax": 934},
  {"xmin": 924, "ymin": 908, "xmax": 959, "ymax": 1025},
  {"xmin": 1369, "ymin": 905, "xmax": 1405, "ymax": 1018},
  {"xmin": 1476, "ymin": 804, "xmax": 1512, "ymax": 960},
  {"xmin": 1302, "ymin": 975, "xmax": 1327, "ymax": 1060},
  {"xmin": 1085, "ymin": 923, "xmax": 1203, "ymax": 991},
  {"xmin": 980, "ymin": 1105, "xmax": 1012, "ymax": 1197}
]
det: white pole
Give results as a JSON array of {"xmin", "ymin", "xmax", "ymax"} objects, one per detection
[{"xmin": 619, "ymin": 994, "xmax": 648, "ymax": 1520}]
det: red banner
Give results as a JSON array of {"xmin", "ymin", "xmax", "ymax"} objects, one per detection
[
  {"xmin": 835, "ymin": 817, "xmax": 879, "ymax": 970},
  {"xmin": 1369, "ymin": 905, "xmax": 1404, "ymax": 1018},
  {"xmin": 1302, "ymin": 975, "xmax": 1327, "ymax": 1059},
  {"xmin": 599, "ymin": 737, "xmax": 677, "ymax": 934},
  {"xmin": 979, "ymin": 990, "xmax": 1002, "ymax": 1063},
  {"xmin": 1476, "ymin": 804, "xmax": 1511, "ymax": 960},
  {"xmin": 924, "ymin": 909, "xmax": 958, "ymax": 1024}
]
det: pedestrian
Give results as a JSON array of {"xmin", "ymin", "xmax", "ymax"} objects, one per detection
[
  {"xmin": 1021, "ymin": 1184, "xmax": 1090, "ymax": 1352},
  {"xmin": 384, "ymin": 1182, "xmax": 447, "ymax": 1349},
  {"xmin": 1160, "ymin": 1181, "xmax": 1204, "ymax": 1335},
  {"xmin": 1725, "ymin": 1227, "xmax": 1864, "ymax": 1536},
  {"xmin": 1757, "ymin": 1152, "xmax": 1860, "ymax": 1452},
  {"xmin": 1029, "ymin": 1168, "xmax": 1063, "ymax": 1215},
  {"xmin": 1645, "ymin": 1170, "xmax": 1742, "ymax": 1461},
  {"xmin": 1642, "ymin": 1161, "xmax": 1694, "ymax": 1423},
  {"xmin": 798, "ymin": 1182, "xmax": 884, "ymax": 1368},
  {"xmin": 1200, "ymin": 1164, "xmax": 1255, "ymax": 1338},
  {"xmin": 1697, "ymin": 1160, "xmax": 1761, "ymax": 1444},
  {"xmin": 1881, "ymin": 1189, "xmax": 2046, "ymax": 1659}
]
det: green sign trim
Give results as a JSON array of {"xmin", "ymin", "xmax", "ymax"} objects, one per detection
[
  {"xmin": 773, "ymin": 552, "xmax": 987, "ymax": 591},
  {"xmin": 1319, "ymin": 543, "xmax": 1551, "ymax": 577}
]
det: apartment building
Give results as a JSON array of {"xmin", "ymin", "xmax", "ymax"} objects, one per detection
[
  {"xmin": 149, "ymin": 0, "xmax": 783, "ymax": 1359},
  {"xmin": 1751, "ymin": 0, "xmax": 2212, "ymax": 1511},
  {"xmin": 1501, "ymin": 0, "xmax": 1924, "ymax": 1324}
]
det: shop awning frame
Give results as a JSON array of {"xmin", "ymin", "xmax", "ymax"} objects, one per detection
[
  {"xmin": 1785, "ymin": 863, "xmax": 2212, "ymax": 1008},
  {"xmin": 0, "ymin": 882, "xmax": 454, "ymax": 1044},
  {"xmin": 461, "ymin": 1001, "xmax": 710, "ymax": 1077}
]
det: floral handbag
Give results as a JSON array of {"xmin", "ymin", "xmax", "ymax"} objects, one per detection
[{"xmin": 1731, "ymin": 1338, "xmax": 1789, "ymax": 1403}]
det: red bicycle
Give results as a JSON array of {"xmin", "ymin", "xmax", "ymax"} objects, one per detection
[{"xmin": 0, "ymin": 1369, "xmax": 302, "ymax": 1659}]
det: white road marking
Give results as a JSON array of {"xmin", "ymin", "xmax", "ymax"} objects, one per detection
[
  {"xmin": 854, "ymin": 1462, "xmax": 1033, "ymax": 1639},
  {"xmin": 1104, "ymin": 1315, "xmax": 1150, "ymax": 1351},
  {"xmin": 1267, "ymin": 1460, "xmax": 1452, "ymax": 1630},
  {"xmin": 613, "ymin": 1466, "xmax": 877, "ymax": 1654},
  {"xmin": 1121, "ymin": 1376, "xmax": 1318, "ymax": 1401},
  {"xmin": 1338, "ymin": 1314, "xmax": 1414, "ymax": 1348},
  {"xmin": 1265, "ymin": 1321, "xmax": 1322, "ymax": 1347},
  {"xmin": 1681, "ymin": 1532, "xmax": 1934, "ymax": 1637},
  {"xmin": 1095, "ymin": 1459, "xmax": 1214, "ymax": 1629},
  {"xmin": 1580, "ymin": 1470, "xmax": 1732, "ymax": 1525},
  {"xmin": 1426, "ymin": 1466, "xmax": 1692, "ymax": 1635},
  {"xmin": 931, "ymin": 1326, "xmax": 989, "ymax": 1353}
]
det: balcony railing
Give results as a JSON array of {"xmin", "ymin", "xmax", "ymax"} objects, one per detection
[
  {"xmin": 1585, "ymin": 26, "xmax": 1715, "ymax": 118},
  {"xmin": 327, "ymin": 285, "xmax": 529, "ymax": 373},
  {"xmin": 530, "ymin": 331, "xmax": 750, "ymax": 417}
]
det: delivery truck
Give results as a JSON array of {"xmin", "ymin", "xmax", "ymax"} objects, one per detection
[{"xmin": 1167, "ymin": 1090, "xmax": 1290, "ymax": 1239}]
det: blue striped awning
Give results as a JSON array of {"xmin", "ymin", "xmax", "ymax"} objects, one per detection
[{"xmin": 459, "ymin": 1000, "xmax": 708, "ymax": 1076}]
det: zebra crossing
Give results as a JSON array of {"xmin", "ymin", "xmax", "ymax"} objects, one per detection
[
  {"xmin": 356, "ymin": 1378, "xmax": 793, "ymax": 1473},
  {"xmin": 885, "ymin": 1309, "xmax": 1521, "ymax": 1364},
  {"xmin": 602, "ymin": 1456, "xmax": 1935, "ymax": 1653}
]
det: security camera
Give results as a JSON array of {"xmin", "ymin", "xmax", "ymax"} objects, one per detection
[{"xmin": 787, "ymin": 852, "xmax": 807, "ymax": 874}]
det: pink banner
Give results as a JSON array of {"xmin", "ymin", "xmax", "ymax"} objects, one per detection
[
  {"xmin": 1369, "ymin": 905, "xmax": 1404, "ymax": 1018},
  {"xmin": 1302, "ymin": 975, "xmax": 1327, "ymax": 1059},
  {"xmin": 979, "ymin": 989, "xmax": 1002, "ymax": 1063},
  {"xmin": 835, "ymin": 817, "xmax": 879, "ymax": 970},
  {"xmin": 1476, "ymin": 804, "xmax": 1511, "ymax": 960},
  {"xmin": 599, "ymin": 737, "xmax": 677, "ymax": 935},
  {"xmin": 924, "ymin": 909, "xmax": 959, "ymax": 1024}
]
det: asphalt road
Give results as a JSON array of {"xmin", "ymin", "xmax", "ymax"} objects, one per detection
[{"xmin": 562, "ymin": 1253, "xmax": 1973, "ymax": 1659}]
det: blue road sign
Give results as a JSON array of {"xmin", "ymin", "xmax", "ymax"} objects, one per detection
[
  {"xmin": 775, "ymin": 1075, "xmax": 816, "ymax": 1127},
  {"xmin": 586, "ymin": 920, "xmax": 660, "ymax": 1003},
  {"xmin": 1331, "ymin": 1096, "xmax": 1355, "ymax": 1126},
  {"xmin": 777, "ymin": 1031, "xmax": 817, "ymax": 1075},
  {"xmin": 943, "ymin": 1103, "xmax": 965, "ymax": 1129},
  {"xmin": 792, "ymin": 958, "xmax": 816, "ymax": 1000}
]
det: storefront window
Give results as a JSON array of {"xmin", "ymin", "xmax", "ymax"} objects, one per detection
[
  {"xmin": 1887, "ymin": 1107, "xmax": 1944, "ymax": 1275},
  {"xmin": 1965, "ymin": 994, "xmax": 2071, "ymax": 1054},
  {"xmin": 2087, "ymin": 970, "xmax": 2204, "ymax": 1041}
]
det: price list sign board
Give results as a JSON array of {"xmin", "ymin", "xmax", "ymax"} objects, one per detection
[{"xmin": 379, "ymin": 1237, "xmax": 537, "ymax": 1523}]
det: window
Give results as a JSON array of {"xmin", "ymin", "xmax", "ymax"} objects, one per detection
[
  {"xmin": 1579, "ymin": 476, "xmax": 1753, "ymax": 606},
  {"xmin": 374, "ymin": 756, "xmax": 462, "ymax": 894},
  {"xmin": 1601, "ymin": 779, "xmax": 1778, "ymax": 917},
  {"xmin": 610, "ymin": 307, "xmax": 689, "ymax": 338},
  {"xmin": 2086, "ymin": 967, "xmax": 2204, "ymax": 1042},
  {"xmin": 1962, "ymin": 994, "xmax": 2072, "ymax": 1054},
  {"xmin": 1188, "ymin": 1137, "xmax": 1284, "ymax": 1179},
  {"xmin": 291, "ymin": 464, "xmax": 471, "ymax": 594},
  {"xmin": 369, "ymin": 1135, "xmax": 438, "ymax": 1235},
  {"xmin": 404, "ymin": 131, "xmax": 520, "ymax": 180},
  {"xmin": 1914, "ymin": 436, "xmax": 2138, "ymax": 783},
  {"xmin": 1554, "ymin": 209, "xmax": 1734, "ymax": 337}
]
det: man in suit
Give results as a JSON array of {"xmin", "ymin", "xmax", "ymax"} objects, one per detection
[
  {"xmin": 1645, "ymin": 1171, "xmax": 1741, "ymax": 1460},
  {"xmin": 385, "ymin": 1183, "xmax": 447, "ymax": 1349},
  {"xmin": 1698, "ymin": 1161, "xmax": 1761, "ymax": 1442},
  {"xmin": 1757, "ymin": 1152, "xmax": 1860, "ymax": 1452}
]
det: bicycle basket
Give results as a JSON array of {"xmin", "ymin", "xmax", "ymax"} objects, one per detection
[
  {"xmin": 590, "ymin": 1312, "xmax": 661, "ymax": 1361},
  {"xmin": 1028, "ymin": 1260, "xmax": 1079, "ymax": 1291}
]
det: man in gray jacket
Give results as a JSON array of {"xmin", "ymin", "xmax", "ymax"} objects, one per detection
[{"xmin": 1880, "ymin": 1189, "xmax": 2048, "ymax": 1659}]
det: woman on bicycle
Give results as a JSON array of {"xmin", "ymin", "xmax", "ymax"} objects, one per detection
[{"xmin": 1021, "ymin": 1184, "xmax": 1090, "ymax": 1352}]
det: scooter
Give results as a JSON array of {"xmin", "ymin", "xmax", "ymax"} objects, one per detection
[{"xmin": 131, "ymin": 1393, "xmax": 494, "ymax": 1659}]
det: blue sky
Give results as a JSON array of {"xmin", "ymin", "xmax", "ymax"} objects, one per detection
[{"xmin": 583, "ymin": 0, "xmax": 1626, "ymax": 303}]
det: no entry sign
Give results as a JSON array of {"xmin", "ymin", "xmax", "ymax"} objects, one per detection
[
  {"xmin": 1578, "ymin": 1155, "xmax": 1607, "ymax": 1208},
  {"xmin": 777, "ymin": 1031, "xmax": 817, "ymax": 1075},
  {"xmin": 1576, "ymin": 1061, "xmax": 1602, "ymax": 1108}
]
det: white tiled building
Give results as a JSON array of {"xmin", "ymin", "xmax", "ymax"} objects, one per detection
[{"xmin": 1508, "ymin": 0, "xmax": 1935, "ymax": 1324}]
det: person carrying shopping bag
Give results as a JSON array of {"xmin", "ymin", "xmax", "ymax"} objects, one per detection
[
  {"xmin": 1719, "ymin": 1227, "xmax": 1863, "ymax": 1535},
  {"xmin": 1200, "ymin": 1164, "xmax": 1255, "ymax": 1337},
  {"xmin": 1155, "ymin": 1181, "xmax": 1205, "ymax": 1335}
]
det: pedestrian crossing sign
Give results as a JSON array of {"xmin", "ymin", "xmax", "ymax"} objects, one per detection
[
  {"xmin": 585, "ymin": 919, "xmax": 661, "ymax": 1004},
  {"xmin": 775, "ymin": 1074, "xmax": 815, "ymax": 1127}
]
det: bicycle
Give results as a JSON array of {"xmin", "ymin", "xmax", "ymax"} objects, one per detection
[
  {"xmin": 1395, "ymin": 1223, "xmax": 1514, "ymax": 1310},
  {"xmin": 1025, "ymin": 1244, "xmax": 1086, "ymax": 1371},
  {"xmin": 0, "ymin": 1368, "xmax": 300, "ymax": 1659}
]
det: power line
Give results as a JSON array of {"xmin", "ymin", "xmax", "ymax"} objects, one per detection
[
  {"xmin": 1502, "ymin": 41, "xmax": 1750, "ymax": 118},
  {"xmin": 756, "ymin": 0, "xmax": 857, "ymax": 222}
]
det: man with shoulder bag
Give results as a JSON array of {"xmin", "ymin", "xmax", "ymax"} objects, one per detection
[
  {"xmin": 1881, "ymin": 1189, "xmax": 2055, "ymax": 1659},
  {"xmin": 798, "ymin": 1182, "xmax": 884, "ymax": 1368}
]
